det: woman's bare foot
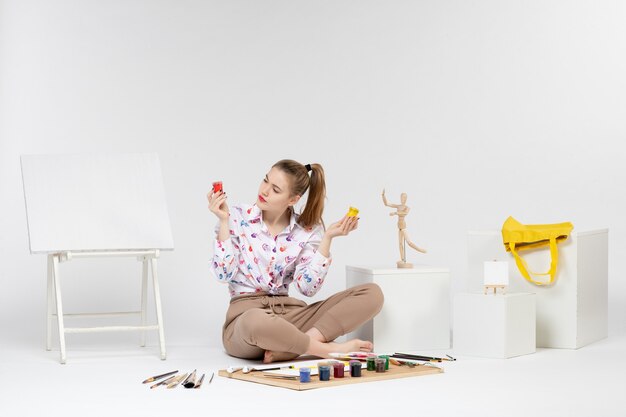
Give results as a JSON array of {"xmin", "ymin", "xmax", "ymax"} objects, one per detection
[
  {"xmin": 304, "ymin": 327, "xmax": 372, "ymax": 354},
  {"xmin": 263, "ymin": 326, "xmax": 373, "ymax": 363},
  {"xmin": 329, "ymin": 338, "xmax": 373, "ymax": 354},
  {"xmin": 305, "ymin": 337, "xmax": 373, "ymax": 359}
]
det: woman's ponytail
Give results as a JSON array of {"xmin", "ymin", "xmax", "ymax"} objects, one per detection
[
  {"xmin": 298, "ymin": 164, "xmax": 325, "ymax": 229},
  {"xmin": 272, "ymin": 160, "xmax": 326, "ymax": 229}
]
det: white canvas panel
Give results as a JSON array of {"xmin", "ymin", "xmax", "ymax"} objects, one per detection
[{"xmin": 21, "ymin": 153, "xmax": 174, "ymax": 253}]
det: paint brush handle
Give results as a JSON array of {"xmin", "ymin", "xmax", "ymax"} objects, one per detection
[
  {"xmin": 142, "ymin": 370, "xmax": 178, "ymax": 384},
  {"xmin": 183, "ymin": 370, "xmax": 197, "ymax": 388},
  {"xmin": 393, "ymin": 353, "xmax": 456, "ymax": 362},
  {"xmin": 150, "ymin": 374, "xmax": 178, "ymax": 389},
  {"xmin": 392, "ymin": 353, "xmax": 443, "ymax": 362},
  {"xmin": 194, "ymin": 374, "xmax": 206, "ymax": 389},
  {"xmin": 167, "ymin": 373, "xmax": 188, "ymax": 389}
]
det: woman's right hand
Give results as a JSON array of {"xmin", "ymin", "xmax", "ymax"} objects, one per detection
[{"xmin": 207, "ymin": 190, "xmax": 230, "ymax": 221}]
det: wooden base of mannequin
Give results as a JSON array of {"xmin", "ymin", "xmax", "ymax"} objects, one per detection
[{"xmin": 397, "ymin": 261, "xmax": 413, "ymax": 269}]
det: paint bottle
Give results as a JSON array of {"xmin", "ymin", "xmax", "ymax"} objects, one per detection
[
  {"xmin": 378, "ymin": 355, "xmax": 390, "ymax": 370},
  {"xmin": 375, "ymin": 358, "xmax": 386, "ymax": 373},
  {"xmin": 318, "ymin": 365, "xmax": 331, "ymax": 381},
  {"xmin": 316, "ymin": 362, "xmax": 328, "ymax": 374},
  {"xmin": 332, "ymin": 362, "xmax": 345, "ymax": 378},
  {"xmin": 349, "ymin": 360, "xmax": 362, "ymax": 377},
  {"xmin": 346, "ymin": 206, "xmax": 359, "ymax": 217},
  {"xmin": 366, "ymin": 356, "xmax": 376, "ymax": 371},
  {"xmin": 299, "ymin": 367, "xmax": 311, "ymax": 383}
]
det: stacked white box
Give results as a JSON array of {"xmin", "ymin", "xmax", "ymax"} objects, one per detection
[
  {"xmin": 346, "ymin": 265, "xmax": 450, "ymax": 352},
  {"xmin": 453, "ymin": 292, "xmax": 536, "ymax": 359},
  {"xmin": 467, "ymin": 229, "xmax": 608, "ymax": 349}
]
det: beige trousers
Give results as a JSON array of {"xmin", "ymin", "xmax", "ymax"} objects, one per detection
[{"xmin": 222, "ymin": 283, "xmax": 384, "ymax": 360}]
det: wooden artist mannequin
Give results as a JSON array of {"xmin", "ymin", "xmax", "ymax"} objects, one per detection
[{"xmin": 382, "ymin": 189, "xmax": 426, "ymax": 268}]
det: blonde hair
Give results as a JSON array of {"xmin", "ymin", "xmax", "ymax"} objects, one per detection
[{"xmin": 272, "ymin": 159, "xmax": 326, "ymax": 229}]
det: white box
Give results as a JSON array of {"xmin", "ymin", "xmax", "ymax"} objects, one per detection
[
  {"xmin": 346, "ymin": 265, "xmax": 450, "ymax": 352},
  {"xmin": 453, "ymin": 292, "xmax": 536, "ymax": 359},
  {"xmin": 467, "ymin": 229, "xmax": 608, "ymax": 349}
]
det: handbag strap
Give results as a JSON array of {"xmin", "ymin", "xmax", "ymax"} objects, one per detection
[{"xmin": 508, "ymin": 237, "xmax": 558, "ymax": 286}]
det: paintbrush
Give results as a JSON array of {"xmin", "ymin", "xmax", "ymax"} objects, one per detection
[
  {"xmin": 392, "ymin": 353, "xmax": 456, "ymax": 362},
  {"xmin": 167, "ymin": 373, "xmax": 188, "ymax": 389},
  {"xmin": 182, "ymin": 370, "xmax": 197, "ymax": 388},
  {"xmin": 194, "ymin": 373, "xmax": 205, "ymax": 389},
  {"xmin": 150, "ymin": 374, "xmax": 178, "ymax": 389},
  {"xmin": 142, "ymin": 370, "xmax": 178, "ymax": 384},
  {"xmin": 242, "ymin": 365, "xmax": 284, "ymax": 373},
  {"xmin": 262, "ymin": 373, "xmax": 299, "ymax": 380},
  {"xmin": 329, "ymin": 352, "xmax": 377, "ymax": 361}
]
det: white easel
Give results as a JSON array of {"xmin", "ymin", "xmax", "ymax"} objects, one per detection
[
  {"xmin": 22, "ymin": 153, "xmax": 174, "ymax": 364},
  {"xmin": 483, "ymin": 260, "xmax": 509, "ymax": 296},
  {"xmin": 46, "ymin": 250, "xmax": 166, "ymax": 364}
]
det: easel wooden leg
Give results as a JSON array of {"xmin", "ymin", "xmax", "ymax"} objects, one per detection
[
  {"xmin": 483, "ymin": 285, "xmax": 507, "ymax": 295},
  {"xmin": 150, "ymin": 258, "xmax": 167, "ymax": 360},
  {"xmin": 52, "ymin": 255, "xmax": 67, "ymax": 364},
  {"xmin": 46, "ymin": 255, "xmax": 54, "ymax": 351},
  {"xmin": 140, "ymin": 259, "xmax": 148, "ymax": 347}
]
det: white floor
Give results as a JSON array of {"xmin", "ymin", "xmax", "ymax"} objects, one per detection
[{"xmin": 1, "ymin": 335, "xmax": 625, "ymax": 417}]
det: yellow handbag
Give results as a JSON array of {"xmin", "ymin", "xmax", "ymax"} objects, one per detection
[{"xmin": 501, "ymin": 216, "xmax": 574, "ymax": 286}]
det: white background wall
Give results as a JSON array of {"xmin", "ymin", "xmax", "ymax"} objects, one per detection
[{"xmin": 1, "ymin": 0, "xmax": 624, "ymax": 349}]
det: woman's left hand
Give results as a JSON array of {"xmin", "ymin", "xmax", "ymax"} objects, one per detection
[{"xmin": 325, "ymin": 216, "xmax": 359, "ymax": 239}]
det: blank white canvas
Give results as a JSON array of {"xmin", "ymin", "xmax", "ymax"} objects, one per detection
[
  {"xmin": 484, "ymin": 261, "xmax": 509, "ymax": 286},
  {"xmin": 21, "ymin": 153, "xmax": 174, "ymax": 253}
]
